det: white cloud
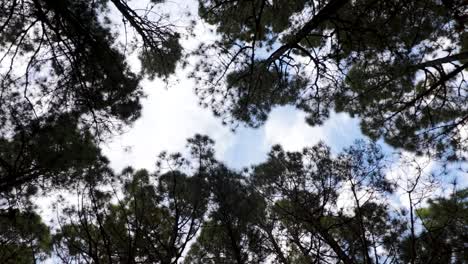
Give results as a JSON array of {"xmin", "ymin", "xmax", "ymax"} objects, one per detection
[
  {"xmin": 102, "ymin": 76, "xmax": 234, "ymax": 172},
  {"xmin": 102, "ymin": 87, "xmax": 364, "ymax": 172},
  {"xmin": 264, "ymin": 107, "xmax": 362, "ymax": 152},
  {"xmin": 264, "ymin": 107, "xmax": 325, "ymax": 150}
]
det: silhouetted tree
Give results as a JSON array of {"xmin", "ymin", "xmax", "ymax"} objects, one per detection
[
  {"xmin": 184, "ymin": 166, "xmax": 269, "ymax": 264},
  {"xmin": 192, "ymin": 0, "xmax": 467, "ymax": 160},
  {"xmin": 45, "ymin": 135, "xmax": 468, "ymax": 263},
  {"xmin": 247, "ymin": 141, "xmax": 404, "ymax": 264},
  {"xmin": 0, "ymin": 0, "xmax": 182, "ymax": 195},
  {"xmin": 53, "ymin": 135, "xmax": 212, "ymax": 264},
  {"xmin": 399, "ymin": 188, "xmax": 468, "ymax": 264},
  {"xmin": 0, "ymin": 208, "xmax": 51, "ymax": 263}
]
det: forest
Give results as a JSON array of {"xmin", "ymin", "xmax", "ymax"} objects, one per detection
[{"xmin": 0, "ymin": 0, "xmax": 467, "ymax": 263}]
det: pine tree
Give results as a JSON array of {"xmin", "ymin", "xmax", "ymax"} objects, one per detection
[
  {"xmin": 192, "ymin": 0, "xmax": 467, "ymax": 160},
  {"xmin": 0, "ymin": 0, "xmax": 182, "ymax": 195}
]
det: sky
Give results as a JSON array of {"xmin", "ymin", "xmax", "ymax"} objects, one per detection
[
  {"xmin": 96, "ymin": 0, "xmax": 468, "ymax": 216},
  {"xmin": 30, "ymin": 1, "xmax": 468, "ymax": 262},
  {"xmin": 101, "ymin": 0, "xmax": 365, "ymax": 173},
  {"xmin": 102, "ymin": 77, "xmax": 364, "ymax": 172},
  {"xmin": 28, "ymin": 0, "xmax": 467, "ymax": 224}
]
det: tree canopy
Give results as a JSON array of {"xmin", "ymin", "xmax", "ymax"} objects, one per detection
[
  {"xmin": 192, "ymin": 0, "xmax": 467, "ymax": 160},
  {"xmin": 0, "ymin": 208, "xmax": 51, "ymax": 263},
  {"xmin": 0, "ymin": 0, "xmax": 467, "ymax": 263},
  {"xmin": 0, "ymin": 0, "xmax": 182, "ymax": 194},
  {"xmin": 1, "ymin": 135, "xmax": 463, "ymax": 263}
]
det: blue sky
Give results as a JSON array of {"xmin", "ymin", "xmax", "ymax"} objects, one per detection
[
  {"xmin": 100, "ymin": 0, "xmax": 467, "ymax": 202},
  {"xmin": 31, "ymin": 0, "xmax": 468, "ymax": 229},
  {"xmin": 32, "ymin": 2, "xmax": 468, "ymax": 262},
  {"xmin": 101, "ymin": 77, "xmax": 364, "ymax": 172},
  {"xmin": 101, "ymin": 0, "xmax": 366, "ymax": 172}
]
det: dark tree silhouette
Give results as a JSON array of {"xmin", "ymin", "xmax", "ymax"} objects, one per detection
[
  {"xmin": 0, "ymin": 0, "xmax": 182, "ymax": 194},
  {"xmin": 192, "ymin": 0, "xmax": 467, "ymax": 160},
  {"xmin": 0, "ymin": 208, "xmax": 51, "ymax": 263},
  {"xmin": 11, "ymin": 134, "xmax": 459, "ymax": 264}
]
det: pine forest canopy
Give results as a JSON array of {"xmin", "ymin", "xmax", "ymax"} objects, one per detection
[
  {"xmin": 0, "ymin": 0, "xmax": 467, "ymax": 263},
  {"xmin": 2, "ymin": 135, "xmax": 467, "ymax": 263},
  {"xmin": 0, "ymin": 0, "xmax": 182, "ymax": 194},
  {"xmin": 192, "ymin": 0, "xmax": 468, "ymax": 160},
  {"xmin": 0, "ymin": 0, "xmax": 467, "ymax": 196}
]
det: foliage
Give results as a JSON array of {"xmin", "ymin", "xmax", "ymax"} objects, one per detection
[
  {"xmin": 1, "ymin": 134, "xmax": 461, "ymax": 263},
  {"xmin": 400, "ymin": 189, "xmax": 468, "ymax": 263},
  {"xmin": 1, "ymin": 0, "xmax": 467, "ymax": 262},
  {"xmin": 53, "ymin": 135, "xmax": 212, "ymax": 264},
  {"xmin": 192, "ymin": 0, "xmax": 468, "ymax": 160},
  {"xmin": 0, "ymin": 0, "xmax": 182, "ymax": 196},
  {"xmin": 0, "ymin": 209, "xmax": 52, "ymax": 263}
]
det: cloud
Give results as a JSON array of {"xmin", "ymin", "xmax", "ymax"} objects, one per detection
[
  {"xmin": 264, "ymin": 107, "xmax": 363, "ymax": 152},
  {"xmin": 102, "ymin": 76, "xmax": 234, "ymax": 172},
  {"xmin": 101, "ymin": 0, "xmax": 367, "ymax": 172},
  {"xmin": 102, "ymin": 95, "xmax": 365, "ymax": 172}
]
